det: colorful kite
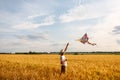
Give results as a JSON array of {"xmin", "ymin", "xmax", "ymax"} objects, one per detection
[{"xmin": 77, "ymin": 33, "xmax": 96, "ymax": 46}]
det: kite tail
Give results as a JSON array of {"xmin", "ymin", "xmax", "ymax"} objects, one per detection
[{"xmin": 87, "ymin": 41, "xmax": 96, "ymax": 46}]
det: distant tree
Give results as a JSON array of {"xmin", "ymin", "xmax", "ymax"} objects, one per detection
[
  {"xmin": 74, "ymin": 52, "xmax": 79, "ymax": 55},
  {"xmin": 28, "ymin": 51, "xmax": 31, "ymax": 54}
]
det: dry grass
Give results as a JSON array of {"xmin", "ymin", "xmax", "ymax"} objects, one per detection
[{"xmin": 0, "ymin": 54, "xmax": 120, "ymax": 80}]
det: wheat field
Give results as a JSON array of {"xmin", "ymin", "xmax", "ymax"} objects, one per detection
[{"xmin": 0, "ymin": 54, "xmax": 120, "ymax": 80}]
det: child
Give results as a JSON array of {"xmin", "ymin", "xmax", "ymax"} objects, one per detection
[{"xmin": 60, "ymin": 43, "xmax": 69, "ymax": 74}]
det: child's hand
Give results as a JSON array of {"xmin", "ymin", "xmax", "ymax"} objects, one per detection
[{"xmin": 67, "ymin": 43, "xmax": 69, "ymax": 46}]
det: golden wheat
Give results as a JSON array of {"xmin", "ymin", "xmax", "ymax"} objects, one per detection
[{"xmin": 0, "ymin": 54, "xmax": 120, "ymax": 80}]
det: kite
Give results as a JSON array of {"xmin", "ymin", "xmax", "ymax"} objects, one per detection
[{"xmin": 77, "ymin": 33, "xmax": 96, "ymax": 46}]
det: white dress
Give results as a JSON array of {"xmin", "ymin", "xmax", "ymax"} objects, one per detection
[{"xmin": 60, "ymin": 55, "xmax": 67, "ymax": 66}]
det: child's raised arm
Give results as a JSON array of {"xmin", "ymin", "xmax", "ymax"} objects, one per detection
[{"xmin": 63, "ymin": 42, "xmax": 69, "ymax": 53}]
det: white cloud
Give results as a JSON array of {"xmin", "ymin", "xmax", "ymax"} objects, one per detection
[
  {"xmin": 59, "ymin": 0, "xmax": 120, "ymax": 23},
  {"xmin": 13, "ymin": 22, "xmax": 39, "ymax": 30},
  {"xmin": 59, "ymin": 4, "xmax": 102, "ymax": 23},
  {"xmin": 13, "ymin": 15, "xmax": 55, "ymax": 30},
  {"xmin": 27, "ymin": 14, "xmax": 43, "ymax": 20},
  {"xmin": 27, "ymin": 13, "xmax": 48, "ymax": 20}
]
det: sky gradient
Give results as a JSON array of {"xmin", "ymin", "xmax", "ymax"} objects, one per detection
[{"xmin": 0, "ymin": 0, "xmax": 120, "ymax": 52}]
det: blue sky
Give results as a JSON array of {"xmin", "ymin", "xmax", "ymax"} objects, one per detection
[{"xmin": 0, "ymin": 0, "xmax": 120, "ymax": 52}]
